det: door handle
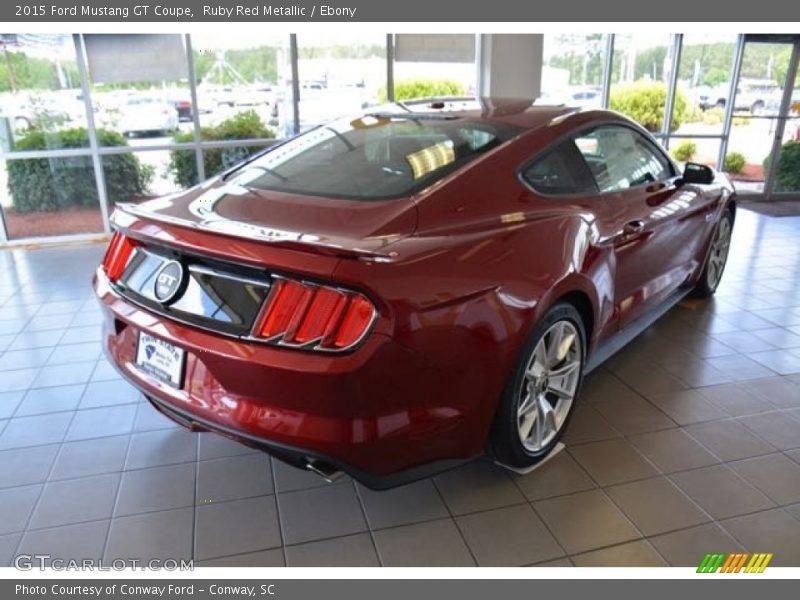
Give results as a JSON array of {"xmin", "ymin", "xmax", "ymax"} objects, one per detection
[
  {"xmin": 623, "ymin": 220, "xmax": 646, "ymax": 234},
  {"xmin": 646, "ymin": 182, "xmax": 667, "ymax": 193}
]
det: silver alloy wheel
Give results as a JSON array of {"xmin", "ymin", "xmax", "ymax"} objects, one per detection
[
  {"xmin": 517, "ymin": 320, "xmax": 582, "ymax": 453},
  {"xmin": 707, "ymin": 216, "xmax": 732, "ymax": 290}
]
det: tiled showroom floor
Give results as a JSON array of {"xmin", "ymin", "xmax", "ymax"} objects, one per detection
[{"xmin": 1, "ymin": 208, "xmax": 800, "ymax": 568}]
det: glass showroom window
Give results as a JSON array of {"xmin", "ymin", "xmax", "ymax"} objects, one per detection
[
  {"xmin": 295, "ymin": 33, "xmax": 386, "ymax": 131},
  {"xmin": 540, "ymin": 34, "xmax": 608, "ymax": 108},
  {"xmin": 609, "ymin": 33, "xmax": 676, "ymax": 136},
  {"xmin": 188, "ymin": 32, "xmax": 294, "ymax": 185},
  {"xmin": 0, "ymin": 33, "xmax": 105, "ymax": 239},
  {"xmin": 192, "ymin": 32, "xmax": 289, "ymax": 166},
  {"xmin": 726, "ymin": 40, "xmax": 796, "ymax": 194},
  {"xmin": 667, "ymin": 137, "xmax": 722, "ymax": 169},
  {"xmin": 392, "ymin": 34, "xmax": 477, "ymax": 102},
  {"xmin": 1, "ymin": 155, "xmax": 106, "ymax": 240},
  {"xmin": 673, "ymin": 34, "xmax": 737, "ymax": 137},
  {"xmin": 84, "ymin": 34, "xmax": 192, "ymax": 149},
  {"xmin": 82, "ymin": 34, "xmax": 195, "ymax": 214},
  {"xmin": 0, "ymin": 34, "xmax": 89, "ymax": 147},
  {"xmin": 100, "ymin": 149, "xmax": 192, "ymax": 209},
  {"xmin": 773, "ymin": 66, "xmax": 800, "ymax": 194}
]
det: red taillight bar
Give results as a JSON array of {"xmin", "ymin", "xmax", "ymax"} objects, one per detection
[
  {"xmin": 102, "ymin": 231, "xmax": 138, "ymax": 282},
  {"xmin": 254, "ymin": 277, "xmax": 376, "ymax": 352}
]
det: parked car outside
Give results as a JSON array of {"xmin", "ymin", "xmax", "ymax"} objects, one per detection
[
  {"xmin": 165, "ymin": 91, "xmax": 193, "ymax": 122},
  {"xmin": 699, "ymin": 79, "xmax": 782, "ymax": 113},
  {"xmin": 118, "ymin": 95, "xmax": 179, "ymax": 137}
]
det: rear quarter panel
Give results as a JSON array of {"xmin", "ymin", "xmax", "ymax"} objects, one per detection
[{"xmin": 332, "ymin": 115, "xmax": 618, "ymax": 446}]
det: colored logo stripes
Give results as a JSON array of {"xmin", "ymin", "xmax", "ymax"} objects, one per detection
[{"xmin": 697, "ymin": 552, "xmax": 773, "ymax": 573}]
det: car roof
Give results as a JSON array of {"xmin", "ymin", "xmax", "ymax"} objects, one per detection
[{"xmin": 379, "ymin": 97, "xmax": 581, "ymax": 130}]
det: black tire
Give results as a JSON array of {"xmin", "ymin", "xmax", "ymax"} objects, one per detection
[
  {"xmin": 488, "ymin": 302, "xmax": 586, "ymax": 469},
  {"xmin": 693, "ymin": 208, "xmax": 734, "ymax": 298}
]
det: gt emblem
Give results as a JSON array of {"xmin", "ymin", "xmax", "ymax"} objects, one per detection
[{"xmin": 153, "ymin": 260, "xmax": 184, "ymax": 304}]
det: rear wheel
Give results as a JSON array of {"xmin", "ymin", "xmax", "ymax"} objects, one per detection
[
  {"xmin": 489, "ymin": 303, "xmax": 585, "ymax": 469},
  {"xmin": 693, "ymin": 208, "xmax": 733, "ymax": 298}
]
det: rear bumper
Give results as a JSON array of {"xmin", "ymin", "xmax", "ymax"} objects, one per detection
[
  {"xmin": 94, "ymin": 268, "xmax": 479, "ymax": 487},
  {"xmin": 144, "ymin": 392, "xmax": 470, "ymax": 489}
]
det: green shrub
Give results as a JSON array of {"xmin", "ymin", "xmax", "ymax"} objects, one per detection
[
  {"xmin": 7, "ymin": 127, "xmax": 152, "ymax": 213},
  {"xmin": 378, "ymin": 79, "xmax": 466, "ymax": 103},
  {"xmin": 609, "ymin": 81, "xmax": 687, "ymax": 132},
  {"xmin": 723, "ymin": 152, "xmax": 746, "ymax": 174},
  {"xmin": 672, "ymin": 141, "xmax": 696, "ymax": 162},
  {"xmin": 168, "ymin": 110, "xmax": 276, "ymax": 188},
  {"xmin": 701, "ymin": 107, "xmax": 725, "ymax": 125},
  {"xmin": 764, "ymin": 141, "xmax": 800, "ymax": 192},
  {"xmin": 683, "ymin": 105, "xmax": 704, "ymax": 124},
  {"xmin": 685, "ymin": 106, "xmax": 724, "ymax": 126}
]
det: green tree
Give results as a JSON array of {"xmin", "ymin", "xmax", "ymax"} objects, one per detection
[
  {"xmin": 610, "ymin": 81, "xmax": 687, "ymax": 131},
  {"xmin": 546, "ymin": 34, "xmax": 606, "ymax": 86},
  {"xmin": 0, "ymin": 50, "xmax": 79, "ymax": 92},
  {"xmin": 193, "ymin": 46, "xmax": 280, "ymax": 85},
  {"xmin": 378, "ymin": 79, "xmax": 465, "ymax": 103}
]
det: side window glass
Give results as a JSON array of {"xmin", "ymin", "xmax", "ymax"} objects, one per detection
[
  {"xmin": 521, "ymin": 141, "xmax": 596, "ymax": 195},
  {"xmin": 575, "ymin": 126, "xmax": 673, "ymax": 192}
]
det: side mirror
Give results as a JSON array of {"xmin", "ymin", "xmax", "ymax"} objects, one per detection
[{"xmin": 681, "ymin": 162, "xmax": 715, "ymax": 185}]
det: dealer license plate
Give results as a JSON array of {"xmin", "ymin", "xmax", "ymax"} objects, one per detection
[{"xmin": 135, "ymin": 332, "xmax": 185, "ymax": 388}]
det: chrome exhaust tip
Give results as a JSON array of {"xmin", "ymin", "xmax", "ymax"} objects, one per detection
[{"xmin": 304, "ymin": 458, "xmax": 344, "ymax": 483}]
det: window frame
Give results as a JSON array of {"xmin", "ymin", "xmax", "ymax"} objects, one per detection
[{"xmin": 517, "ymin": 120, "xmax": 680, "ymax": 200}]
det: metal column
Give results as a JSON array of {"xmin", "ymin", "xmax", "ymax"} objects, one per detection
[
  {"xmin": 601, "ymin": 34, "xmax": 615, "ymax": 109},
  {"xmin": 74, "ymin": 33, "xmax": 112, "ymax": 235},
  {"xmin": 717, "ymin": 34, "xmax": 746, "ymax": 171},
  {"xmin": 184, "ymin": 34, "xmax": 206, "ymax": 183},
  {"xmin": 289, "ymin": 34, "xmax": 300, "ymax": 135},
  {"xmin": 386, "ymin": 34, "xmax": 395, "ymax": 102},
  {"xmin": 661, "ymin": 34, "xmax": 683, "ymax": 149}
]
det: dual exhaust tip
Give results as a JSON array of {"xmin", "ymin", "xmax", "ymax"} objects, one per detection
[
  {"xmin": 304, "ymin": 458, "xmax": 344, "ymax": 483},
  {"xmin": 145, "ymin": 396, "xmax": 345, "ymax": 484}
]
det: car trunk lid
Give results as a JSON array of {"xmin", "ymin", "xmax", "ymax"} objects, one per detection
[{"xmin": 114, "ymin": 177, "xmax": 417, "ymax": 261}]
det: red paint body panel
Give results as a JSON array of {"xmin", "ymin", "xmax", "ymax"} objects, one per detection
[{"xmin": 93, "ymin": 103, "xmax": 735, "ymax": 484}]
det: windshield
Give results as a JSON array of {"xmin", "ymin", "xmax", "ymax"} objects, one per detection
[{"xmin": 227, "ymin": 115, "xmax": 522, "ymax": 200}]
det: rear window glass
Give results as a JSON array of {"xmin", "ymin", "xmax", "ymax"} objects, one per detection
[{"xmin": 227, "ymin": 115, "xmax": 521, "ymax": 200}]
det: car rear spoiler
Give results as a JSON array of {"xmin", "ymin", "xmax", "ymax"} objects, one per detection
[{"xmin": 112, "ymin": 203, "xmax": 401, "ymax": 262}]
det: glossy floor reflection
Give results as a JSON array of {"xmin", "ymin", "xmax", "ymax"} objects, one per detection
[{"xmin": 1, "ymin": 208, "xmax": 799, "ymax": 567}]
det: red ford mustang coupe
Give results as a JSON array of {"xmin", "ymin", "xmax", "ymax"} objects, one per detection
[{"xmin": 94, "ymin": 99, "xmax": 735, "ymax": 488}]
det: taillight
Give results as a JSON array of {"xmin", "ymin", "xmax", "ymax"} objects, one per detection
[
  {"xmin": 102, "ymin": 231, "xmax": 137, "ymax": 282},
  {"xmin": 328, "ymin": 295, "xmax": 375, "ymax": 349},
  {"xmin": 254, "ymin": 278, "xmax": 376, "ymax": 351}
]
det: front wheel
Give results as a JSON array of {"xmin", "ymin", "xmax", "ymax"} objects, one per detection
[
  {"xmin": 693, "ymin": 208, "xmax": 733, "ymax": 298},
  {"xmin": 489, "ymin": 303, "xmax": 585, "ymax": 469}
]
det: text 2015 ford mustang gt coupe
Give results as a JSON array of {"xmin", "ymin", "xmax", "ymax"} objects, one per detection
[{"xmin": 94, "ymin": 99, "xmax": 735, "ymax": 488}]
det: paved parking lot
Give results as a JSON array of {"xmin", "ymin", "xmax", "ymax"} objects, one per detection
[{"xmin": 1, "ymin": 208, "xmax": 799, "ymax": 567}]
